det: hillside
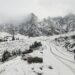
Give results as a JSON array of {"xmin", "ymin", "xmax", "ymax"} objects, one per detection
[
  {"xmin": 0, "ymin": 32, "xmax": 75, "ymax": 75},
  {"xmin": 0, "ymin": 13, "xmax": 75, "ymax": 36}
]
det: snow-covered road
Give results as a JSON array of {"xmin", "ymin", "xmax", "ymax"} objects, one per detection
[
  {"xmin": 49, "ymin": 42, "xmax": 75, "ymax": 75},
  {"xmin": 43, "ymin": 41, "xmax": 75, "ymax": 75}
]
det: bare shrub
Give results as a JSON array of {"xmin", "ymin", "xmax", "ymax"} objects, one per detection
[
  {"xmin": 2, "ymin": 50, "xmax": 11, "ymax": 62},
  {"xmin": 30, "ymin": 41, "xmax": 42, "ymax": 49},
  {"xmin": 27, "ymin": 57, "xmax": 43, "ymax": 64}
]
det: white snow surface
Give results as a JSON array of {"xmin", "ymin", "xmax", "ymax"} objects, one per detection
[
  {"xmin": 0, "ymin": 31, "xmax": 75, "ymax": 75},
  {"xmin": 0, "ymin": 32, "xmax": 11, "ymax": 38}
]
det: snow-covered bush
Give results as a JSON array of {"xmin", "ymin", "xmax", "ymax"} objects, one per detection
[
  {"xmin": 0, "ymin": 39, "xmax": 7, "ymax": 42},
  {"xmin": 70, "ymin": 43, "xmax": 75, "ymax": 48},
  {"xmin": 64, "ymin": 36, "xmax": 68, "ymax": 40},
  {"xmin": 37, "ymin": 73, "xmax": 42, "ymax": 75},
  {"xmin": 30, "ymin": 41, "xmax": 42, "ymax": 49},
  {"xmin": 12, "ymin": 51, "xmax": 17, "ymax": 56},
  {"xmin": 2, "ymin": 50, "xmax": 11, "ymax": 62},
  {"xmin": 12, "ymin": 50, "xmax": 22, "ymax": 56},
  {"xmin": 16, "ymin": 49, "xmax": 22, "ymax": 55},
  {"xmin": 22, "ymin": 49, "xmax": 33, "ymax": 54},
  {"xmin": 48, "ymin": 66, "xmax": 53, "ymax": 69},
  {"xmin": 0, "ymin": 39, "xmax": 4, "ymax": 42},
  {"xmin": 27, "ymin": 57, "xmax": 43, "ymax": 64},
  {"xmin": 64, "ymin": 42, "xmax": 70, "ymax": 48},
  {"xmin": 71, "ymin": 35, "xmax": 75, "ymax": 39}
]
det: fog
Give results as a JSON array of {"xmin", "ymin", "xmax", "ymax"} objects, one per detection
[{"xmin": 0, "ymin": 0, "xmax": 74, "ymax": 23}]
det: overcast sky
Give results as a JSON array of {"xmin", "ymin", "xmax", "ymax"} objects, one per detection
[{"xmin": 0, "ymin": 0, "xmax": 75, "ymax": 20}]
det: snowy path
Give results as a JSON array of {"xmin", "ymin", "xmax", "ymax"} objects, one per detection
[
  {"xmin": 49, "ymin": 42, "xmax": 75, "ymax": 75},
  {"xmin": 51, "ymin": 44, "xmax": 75, "ymax": 63},
  {"xmin": 42, "ymin": 41, "xmax": 75, "ymax": 75}
]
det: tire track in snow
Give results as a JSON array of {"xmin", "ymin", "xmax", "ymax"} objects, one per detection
[
  {"xmin": 43, "ymin": 41, "xmax": 74, "ymax": 75},
  {"xmin": 54, "ymin": 46, "xmax": 70, "ymax": 57},
  {"xmin": 49, "ymin": 44, "xmax": 75, "ymax": 74},
  {"xmin": 51, "ymin": 43, "xmax": 75, "ymax": 64},
  {"xmin": 53, "ymin": 46, "xmax": 75, "ymax": 64}
]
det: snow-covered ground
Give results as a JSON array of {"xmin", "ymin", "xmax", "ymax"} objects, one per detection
[
  {"xmin": 0, "ymin": 32, "xmax": 11, "ymax": 38},
  {"xmin": 0, "ymin": 32, "xmax": 75, "ymax": 75}
]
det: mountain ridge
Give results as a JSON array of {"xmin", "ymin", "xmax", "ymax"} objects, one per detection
[{"xmin": 0, "ymin": 13, "xmax": 75, "ymax": 36}]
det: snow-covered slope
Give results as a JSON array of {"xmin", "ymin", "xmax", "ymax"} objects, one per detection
[
  {"xmin": 0, "ymin": 31, "xmax": 75, "ymax": 75},
  {"xmin": 0, "ymin": 32, "xmax": 11, "ymax": 38}
]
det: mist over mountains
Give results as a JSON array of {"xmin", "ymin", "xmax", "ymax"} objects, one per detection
[{"xmin": 0, "ymin": 13, "xmax": 75, "ymax": 37}]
